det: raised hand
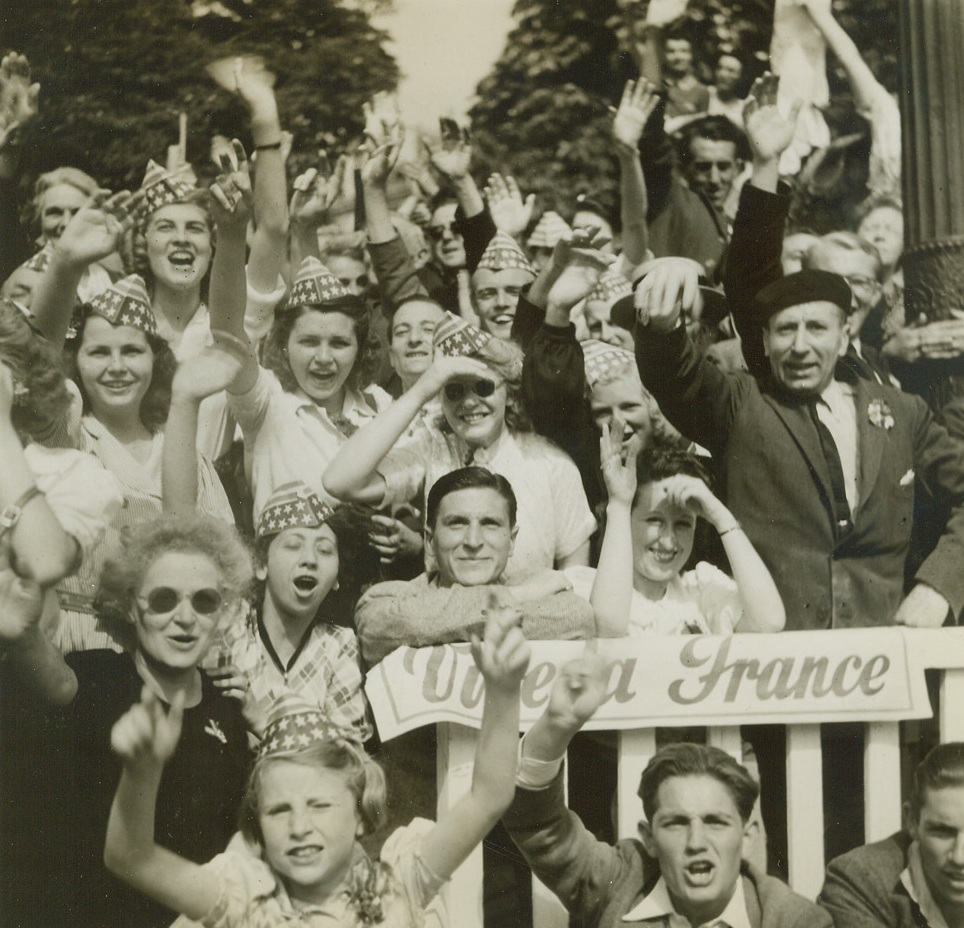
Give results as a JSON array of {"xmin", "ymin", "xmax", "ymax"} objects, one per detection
[
  {"xmin": 600, "ymin": 417, "xmax": 640, "ymax": 505},
  {"xmin": 110, "ymin": 686, "xmax": 185, "ymax": 769},
  {"xmin": 426, "ymin": 120, "xmax": 472, "ymax": 180},
  {"xmin": 645, "ymin": 0, "xmax": 689, "ymax": 27},
  {"xmin": 361, "ymin": 93, "xmax": 404, "ymax": 187},
  {"xmin": 0, "ymin": 52, "xmax": 40, "ymax": 150},
  {"xmin": 171, "ymin": 339, "xmax": 250, "ymax": 403},
  {"xmin": 658, "ymin": 473, "xmax": 733, "ymax": 531},
  {"xmin": 612, "ymin": 79, "xmax": 659, "ymax": 153},
  {"xmin": 743, "ymin": 72, "xmax": 803, "ymax": 164},
  {"xmin": 50, "ymin": 189, "xmax": 134, "ymax": 268},
  {"xmin": 206, "ymin": 54, "xmax": 277, "ymax": 116},
  {"xmin": 415, "ymin": 353, "xmax": 494, "ymax": 400},
  {"xmin": 471, "ymin": 594, "xmax": 531, "ymax": 695},
  {"xmin": 634, "ymin": 256, "xmax": 703, "ymax": 332},
  {"xmin": 484, "ymin": 174, "xmax": 535, "ymax": 238},
  {"xmin": 210, "ymin": 140, "xmax": 252, "ymax": 232},
  {"xmin": 546, "ymin": 226, "xmax": 618, "ymax": 313},
  {"xmin": 545, "ymin": 653, "xmax": 610, "ymax": 730},
  {"xmin": 368, "ymin": 513, "xmax": 423, "ymax": 565}
]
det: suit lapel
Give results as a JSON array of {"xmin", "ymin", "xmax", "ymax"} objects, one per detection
[{"xmin": 854, "ymin": 379, "xmax": 886, "ymax": 517}]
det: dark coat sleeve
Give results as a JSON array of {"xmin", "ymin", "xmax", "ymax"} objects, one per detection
[
  {"xmin": 724, "ymin": 182, "xmax": 792, "ymax": 380},
  {"xmin": 522, "ymin": 320, "xmax": 605, "ymax": 510},
  {"xmin": 502, "ymin": 770, "xmax": 645, "ymax": 923}
]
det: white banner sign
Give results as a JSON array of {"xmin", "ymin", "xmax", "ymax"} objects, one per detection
[{"xmin": 365, "ymin": 629, "xmax": 931, "ymax": 741}]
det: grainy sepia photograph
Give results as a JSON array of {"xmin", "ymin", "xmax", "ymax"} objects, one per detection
[{"xmin": 1, "ymin": 1, "xmax": 963, "ymax": 926}]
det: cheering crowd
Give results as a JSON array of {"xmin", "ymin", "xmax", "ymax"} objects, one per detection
[{"xmin": 2, "ymin": 0, "xmax": 964, "ymax": 925}]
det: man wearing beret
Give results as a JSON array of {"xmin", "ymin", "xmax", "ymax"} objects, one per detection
[
  {"xmin": 636, "ymin": 254, "xmax": 964, "ymax": 631},
  {"xmin": 635, "ymin": 72, "xmax": 964, "ymax": 633}
]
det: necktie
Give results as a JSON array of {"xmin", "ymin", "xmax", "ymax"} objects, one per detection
[
  {"xmin": 807, "ymin": 398, "xmax": 851, "ymax": 539},
  {"xmin": 464, "ymin": 447, "xmax": 475, "ymax": 466}
]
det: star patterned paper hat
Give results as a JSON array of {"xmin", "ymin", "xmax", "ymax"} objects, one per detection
[
  {"xmin": 256, "ymin": 480, "xmax": 335, "ymax": 540},
  {"xmin": 137, "ymin": 159, "xmax": 195, "ymax": 220},
  {"xmin": 21, "ymin": 242, "xmax": 53, "ymax": 273},
  {"xmin": 586, "ymin": 269, "xmax": 632, "ymax": 307},
  {"xmin": 582, "ymin": 339, "xmax": 636, "ymax": 389},
  {"xmin": 87, "ymin": 274, "xmax": 157, "ymax": 336},
  {"xmin": 432, "ymin": 311, "xmax": 491, "ymax": 358},
  {"xmin": 527, "ymin": 211, "xmax": 571, "ymax": 251},
  {"xmin": 258, "ymin": 693, "xmax": 346, "ymax": 759},
  {"xmin": 476, "ymin": 230, "xmax": 536, "ymax": 276},
  {"xmin": 286, "ymin": 257, "xmax": 353, "ymax": 308}
]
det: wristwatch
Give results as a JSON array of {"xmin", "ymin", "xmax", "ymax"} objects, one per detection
[{"xmin": 0, "ymin": 485, "xmax": 42, "ymax": 532}]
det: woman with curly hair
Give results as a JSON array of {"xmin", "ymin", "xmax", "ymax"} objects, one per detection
[
  {"xmin": 103, "ymin": 607, "xmax": 528, "ymax": 928},
  {"xmin": 324, "ymin": 315, "xmax": 596, "ymax": 581},
  {"xmin": 41, "ymin": 513, "xmax": 255, "ymax": 928}
]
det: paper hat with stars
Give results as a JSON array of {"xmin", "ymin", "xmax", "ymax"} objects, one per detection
[
  {"xmin": 527, "ymin": 211, "xmax": 571, "ymax": 251},
  {"xmin": 432, "ymin": 311, "xmax": 491, "ymax": 358},
  {"xmin": 286, "ymin": 256, "xmax": 354, "ymax": 308},
  {"xmin": 586, "ymin": 269, "xmax": 632, "ymax": 307},
  {"xmin": 476, "ymin": 230, "xmax": 536, "ymax": 276},
  {"xmin": 87, "ymin": 274, "xmax": 157, "ymax": 336},
  {"xmin": 21, "ymin": 243, "xmax": 53, "ymax": 273},
  {"xmin": 137, "ymin": 160, "xmax": 195, "ymax": 220},
  {"xmin": 582, "ymin": 339, "xmax": 636, "ymax": 389},
  {"xmin": 258, "ymin": 693, "xmax": 348, "ymax": 758},
  {"xmin": 256, "ymin": 480, "xmax": 335, "ymax": 540}
]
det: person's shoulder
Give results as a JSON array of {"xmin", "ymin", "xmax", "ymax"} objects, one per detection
[
  {"xmin": 66, "ymin": 648, "xmax": 133, "ymax": 682},
  {"xmin": 513, "ymin": 430, "xmax": 584, "ymax": 469},
  {"xmin": 357, "ymin": 573, "xmax": 432, "ymax": 603},
  {"xmin": 746, "ymin": 866, "xmax": 833, "ymax": 926},
  {"xmin": 827, "ymin": 831, "xmax": 909, "ymax": 879}
]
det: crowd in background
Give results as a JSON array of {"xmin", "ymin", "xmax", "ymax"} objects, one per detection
[{"xmin": 1, "ymin": 0, "xmax": 963, "ymax": 925}]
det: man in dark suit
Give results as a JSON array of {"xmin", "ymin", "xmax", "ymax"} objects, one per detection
[
  {"xmin": 636, "ymin": 261, "xmax": 964, "ymax": 630},
  {"xmin": 819, "ymin": 742, "xmax": 964, "ymax": 928}
]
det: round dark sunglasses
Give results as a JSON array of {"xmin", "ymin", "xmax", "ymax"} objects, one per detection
[
  {"xmin": 443, "ymin": 379, "xmax": 496, "ymax": 402},
  {"xmin": 138, "ymin": 587, "xmax": 223, "ymax": 615},
  {"xmin": 425, "ymin": 221, "xmax": 460, "ymax": 243}
]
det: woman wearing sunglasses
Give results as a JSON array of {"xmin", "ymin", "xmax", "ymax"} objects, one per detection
[
  {"xmin": 38, "ymin": 514, "xmax": 254, "ymax": 928},
  {"xmin": 324, "ymin": 315, "xmax": 596, "ymax": 581}
]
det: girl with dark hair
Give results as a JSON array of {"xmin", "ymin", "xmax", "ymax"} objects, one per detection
[
  {"xmin": 33, "ymin": 272, "xmax": 234, "ymax": 653},
  {"xmin": 220, "ymin": 481, "xmax": 378, "ymax": 743},
  {"xmin": 587, "ymin": 435, "xmax": 785, "ymax": 637},
  {"xmin": 104, "ymin": 608, "xmax": 529, "ymax": 927}
]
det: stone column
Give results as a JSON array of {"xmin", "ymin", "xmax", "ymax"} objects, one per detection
[{"xmin": 899, "ymin": 0, "xmax": 964, "ymax": 408}]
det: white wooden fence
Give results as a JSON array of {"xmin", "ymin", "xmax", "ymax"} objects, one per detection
[{"xmin": 366, "ymin": 627, "xmax": 964, "ymax": 928}]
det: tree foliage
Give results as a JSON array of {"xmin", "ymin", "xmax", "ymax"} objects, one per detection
[
  {"xmin": 468, "ymin": 0, "xmax": 899, "ymax": 220},
  {"xmin": 4, "ymin": 0, "xmax": 398, "ymax": 190}
]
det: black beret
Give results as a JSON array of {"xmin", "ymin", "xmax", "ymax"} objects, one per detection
[{"xmin": 753, "ymin": 269, "xmax": 852, "ymax": 322}]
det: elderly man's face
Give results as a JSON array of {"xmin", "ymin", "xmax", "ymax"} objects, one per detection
[
  {"xmin": 685, "ymin": 139, "xmax": 740, "ymax": 213},
  {"xmin": 38, "ymin": 183, "xmax": 89, "ymax": 243},
  {"xmin": 763, "ymin": 301, "xmax": 849, "ymax": 396},
  {"xmin": 640, "ymin": 775, "xmax": 756, "ymax": 926},
  {"xmin": 907, "ymin": 786, "xmax": 964, "ymax": 922},
  {"xmin": 427, "ymin": 487, "xmax": 517, "ymax": 587}
]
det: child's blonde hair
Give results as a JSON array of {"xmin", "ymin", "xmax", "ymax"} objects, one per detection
[{"xmin": 239, "ymin": 740, "xmax": 392, "ymax": 925}]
